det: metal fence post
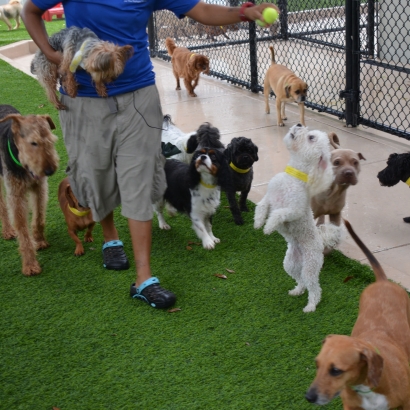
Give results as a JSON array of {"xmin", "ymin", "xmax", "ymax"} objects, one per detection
[
  {"xmin": 249, "ymin": 2, "xmax": 258, "ymax": 93},
  {"xmin": 367, "ymin": 0, "xmax": 375, "ymax": 58},
  {"xmin": 277, "ymin": 0, "xmax": 288, "ymax": 40},
  {"xmin": 340, "ymin": 0, "xmax": 360, "ymax": 127}
]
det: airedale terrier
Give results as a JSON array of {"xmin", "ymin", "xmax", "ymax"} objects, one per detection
[{"xmin": 0, "ymin": 105, "xmax": 59, "ymax": 276}]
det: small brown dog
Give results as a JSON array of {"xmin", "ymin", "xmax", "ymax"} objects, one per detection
[
  {"xmin": 58, "ymin": 177, "xmax": 95, "ymax": 256},
  {"xmin": 0, "ymin": 0, "xmax": 22, "ymax": 31},
  {"xmin": 264, "ymin": 45, "xmax": 308, "ymax": 126},
  {"xmin": 306, "ymin": 219, "xmax": 410, "ymax": 409},
  {"xmin": 312, "ymin": 132, "xmax": 365, "ymax": 227},
  {"xmin": 31, "ymin": 26, "xmax": 133, "ymax": 110},
  {"xmin": 165, "ymin": 37, "xmax": 210, "ymax": 97},
  {"xmin": 0, "ymin": 105, "xmax": 59, "ymax": 276}
]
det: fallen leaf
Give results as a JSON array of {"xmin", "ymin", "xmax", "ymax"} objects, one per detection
[
  {"xmin": 186, "ymin": 245, "xmax": 192, "ymax": 251},
  {"xmin": 167, "ymin": 308, "xmax": 182, "ymax": 313},
  {"xmin": 53, "ymin": 407, "xmax": 60, "ymax": 410},
  {"xmin": 38, "ymin": 104, "xmax": 44, "ymax": 108},
  {"xmin": 89, "ymin": 247, "xmax": 95, "ymax": 250},
  {"xmin": 225, "ymin": 268, "xmax": 235, "ymax": 273},
  {"xmin": 245, "ymin": 342, "xmax": 250, "ymax": 346},
  {"xmin": 214, "ymin": 273, "xmax": 227, "ymax": 279},
  {"xmin": 111, "ymin": 333, "xmax": 117, "ymax": 336},
  {"xmin": 187, "ymin": 241, "xmax": 195, "ymax": 245},
  {"xmin": 343, "ymin": 276, "xmax": 354, "ymax": 283}
]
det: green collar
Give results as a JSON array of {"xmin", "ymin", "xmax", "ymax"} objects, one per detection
[{"xmin": 8, "ymin": 139, "xmax": 22, "ymax": 167}]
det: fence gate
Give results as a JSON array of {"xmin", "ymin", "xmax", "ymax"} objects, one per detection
[{"xmin": 149, "ymin": 0, "xmax": 410, "ymax": 140}]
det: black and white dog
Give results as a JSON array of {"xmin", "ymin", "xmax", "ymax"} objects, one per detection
[
  {"xmin": 153, "ymin": 148, "xmax": 230, "ymax": 249},
  {"xmin": 224, "ymin": 137, "xmax": 259, "ymax": 225},
  {"xmin": 377, "ymin": 152, "xmax": 410, "ymax": 223}
]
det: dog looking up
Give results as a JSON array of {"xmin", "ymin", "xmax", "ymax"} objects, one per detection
[
  {"xmin": 306, "ymin": 219, "xmax": 410, "ymax": 409},
  {"xmin": 31, "ymin": 26, "xmax": 133, "ymax": 110},
  {"xmin": 165, "ymin": 37, "xmax": 210, "ymax": 97},
  {"xmin": 154, "ymin": 148, "xmax": 229, "ymax": 250},
  {"xmin": 254, "ymin": 124, "xmax": 340, "ymax": 312},
  {"xmin": 224, "ymin": 136, "xmax": 259, "ymax": 225},
  {"xmin": 0, "ymin": 0, "xmax": 22, "ymax": 31},
  {"xmin": 377, "ymin": 152, "xmax": 410, "ymax": 223},
  {"xmin": 312, "ymin": 132, "xmax": 365, "ymax": 229},
  {"xmin": 58, "ymin": 177, "xmax": 95, "ymax": 256},
  {"xmin": 0, "ymin": 105, "xmax": 59, "ymax": 276},
  {"xmin": 264, "ymin": 45, "xmax": 308, "ymax": 126}
]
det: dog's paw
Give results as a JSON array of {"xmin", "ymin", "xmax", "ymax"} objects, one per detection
[
  {"xmin": 202, "ymin": 238, "xmax": 216, "ymax": 250},
  {"xmin": 22, "ymin": 261, "xmax": 42, "ymax": 276},
  {"xmin": 2, "ymin": 229, "xmax": 16, "ymax": 240},
  {"xmin": 240, "ymin": 205, "xmax": 249, "ymax": 212},
  {"xmin": 74, "ymin": 244, "xmax": 85, "ymax": 256},
  {"xmin": 36, "ymin": 240, "xmax": 50, "ymax": 250},
  {"xmin": 84, "ymin": 235, "xmax": 94, "ymax": 243},
  {"xmin": 278, "ymin": 122, "xmax": 285, "ymax": 127},
  {"xmin": 234, "ymin": 215, "xmax": 244, "ymax": 225},
  {"xmin": 190, "ymin": 93, "xmax": 197, "ymax": 97},
  {"xmin": 176, "ymin": 86, "xmax": 181, "ymax": 91},
  {"xmin": 212, "ymin": 237, "xmax": 220, "ymax": 244},
  {"xmin": 159, "ymin": 222, "xmax": 171, "ymax": 230},
  {"xmin": 303, "ymin": 303, "xmax": 317, "ymax": 313},
  {"xmin": 282, "ymin": 116, "xmax": 287, "ymax": 120},
  {"xmin": 288, "ymin": 285, "xmax": 306, "ymax": 296}
]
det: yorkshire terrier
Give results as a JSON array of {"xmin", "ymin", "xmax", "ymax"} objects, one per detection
[{"xmin": 31, "ymin": 26, "xmax": 134, "ymax": 110}]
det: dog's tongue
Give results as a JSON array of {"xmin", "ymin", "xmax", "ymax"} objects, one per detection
[{"xmin": 318, "ymin": 155, "xmax": 327, "ymax": 170}]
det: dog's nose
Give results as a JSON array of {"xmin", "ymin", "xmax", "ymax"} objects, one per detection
[
  {"xmin": 296, "ymin": 123, "xmax": 303, "ymax": 127},
  {"xmin": 301, "ymin": 96, "xmax": 306, "ymax": 102},
  {"xmin": 44, "ymin": 168, "xmax": 55, "ymax": 176},
  {"xmin": 200, "ymin": 155, "xmax": 207, "ymax": 160},
  {"xmin": 305, "ymin": 387, "xmax": 318, "ymax": 403}
]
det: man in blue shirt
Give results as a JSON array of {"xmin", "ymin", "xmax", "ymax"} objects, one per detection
[{"xmin": 22, "ymin": 0, "xmax": 277, "ymax": 309}]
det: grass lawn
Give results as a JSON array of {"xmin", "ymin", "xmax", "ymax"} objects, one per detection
[{"xmin": 0, "ymin": 17, "xmax": 388, "ymax": 410}]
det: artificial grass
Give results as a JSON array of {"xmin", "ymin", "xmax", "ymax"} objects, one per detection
[{"xmin": 0, "ymin": 58, "xmax": 378, "ymax": 410}]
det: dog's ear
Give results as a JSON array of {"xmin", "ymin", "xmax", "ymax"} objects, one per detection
[
  {"xmin": 321, "ymin": 334, "xmax": 335, "ymax": 345},
  {"xmin": 358, "ymin": 153, "xmax": 366, "ymax": 161},
  {"xmin": 42, "ymin": 115, "xmax": 56, "ymax": 130},
  {"xmin": 328, "ymin": 132, "xmax": 340, "ymax": 149},
  {"xmin": 65, "ymin": 184, "xmax": 77, "ymax": 208},
  {"xmin": 253, "ymin": 144, "xmax": 259, "ymax": 162},
  {"xmin": 359, "ymin": 347, "xmax": 384, "ymax": 389},
  {"xmin": 285, "ymin": 85, "xmax": 291, "ymax": 99},
  {"xmin": 188, "ymin": 153, "xmax": 201, "ymax": 189},
  {"xmin": 186, "ymin": 133, "xmax": 199, "ymax": 154},
  {"xmin": 0, "ymin": 114, "xmax": 23, "ymax": 134},
  {"xmin": 119, "ymin": 45, "xmax": 134, "ymax": 62}
]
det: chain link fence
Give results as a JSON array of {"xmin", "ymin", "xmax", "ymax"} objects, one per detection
[{"xmin": 149, "ymin": 0, "xmax": 410, "ymax": 140}]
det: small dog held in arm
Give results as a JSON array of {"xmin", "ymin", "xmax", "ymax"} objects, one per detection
[
  {"xmin": 165, "ymin": 37, "xmax": 210, "ymax": 97},
  {"xmin": 264, "ymin": 46, "xmax": 308, "ymax": 126},
  {"xmin": 58, "ymin": 177, "xmax": 95, "ymax": 256},
  {"xmin": 0, "ymin": 105, "xmax": 59, "ymax": 276},
  {"xmin": 254, "ymin": 124, "xmax": 341, "ymax": 312},
  {"xmin": 224, "ymin": 136, "xmax": 259, "ymax": 225},
  {"xmin": 0, "ymin": 0, "xmax": 22, "ymax": 31},
  {"xmin": 306, "ymin": 219, "xmax": 410, "ymax": 409},
  {"xmin": 377, "ymin": 152, "xmax": 410, "ymax": 223},
  {"xmin": 154, "ymin": 148, "xmax": 230, "ymax": 250},
  {"xmin": 31, "ymin": 26, "xmax": 133, "ymax": 110}
]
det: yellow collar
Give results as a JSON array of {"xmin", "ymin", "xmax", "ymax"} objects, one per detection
[
  {"xmin": 285, "ymin": 165, "xmax": 308, "ymax": 183},
  {"xmin": 230, "ymin": 162, "xmax": 250, "ymax": 174},
  {"xmin": 68, "ymin": 204, "xmax": 91, "ymax": 217},
  {"xmin": 406, "ymin": 177, "xmax": 410, "ymax": 186},
  {"xmin": 200, "ymin": 179, "xmax": 216, "ymax": 189},
  {"xmin": 69, "ymin": 40, "xmax": 89, "ymax": 72},
  {"xmin": 190, "ymin": 53, "xmax": 196, "ymax": 60}
]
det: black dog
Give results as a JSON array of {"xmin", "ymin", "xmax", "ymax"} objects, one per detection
[
  {"xmin": 224, "ymin": 137, "xmax": 259, "ymax": 225},
  {"xmin": 377, "ymin": 152, "xmax": 410, "ymax": 223}
]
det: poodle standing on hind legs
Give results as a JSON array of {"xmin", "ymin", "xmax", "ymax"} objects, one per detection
[{"xmin": 254, "ymin": 124, "xmax": 341, "ymax": 312}]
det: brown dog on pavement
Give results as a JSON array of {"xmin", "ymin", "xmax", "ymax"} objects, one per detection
[
  {"xmin": 0, "ymin": 0, "xmax": 22, "ymax": 31},
  {"xmin": 165, "ymin": 37, "xmax": 210, "ymax": 97},
  {"xmin": 306, "ymin": 219, "xmax": 410, "ymax": 409},
  {"xmin": 264, "ymin": 45, "xmax": 308, "ymax": 126},
  {"xmin": 58, "ymin": 177, "xmax": 95, "ymax": 256},
  {"xmin": 312, "ymin": 132, "xmax": 366, "ymax": 227},
  {"xmin": 0, "ymin": 104, "xmax": 59, "ymax": 276}
]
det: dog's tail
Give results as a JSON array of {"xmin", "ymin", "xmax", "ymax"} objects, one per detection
[
  {"xmin": 344, "ymin": 219, "xmax": 388, "ymax": 282},
  {"xmin": 165, "ymin": 37, "xmax": 176, "ymax": 56},
  {"xmin": 254, "ymin": 196, "xmax": 269, "ymax": 230},
  {"xmin": 317, "ymin": 223, "xmax": 342, "ymax": 250},
  {"xmin": 269, "ymin": 46, "xmax": 276, "ymax": 64}
]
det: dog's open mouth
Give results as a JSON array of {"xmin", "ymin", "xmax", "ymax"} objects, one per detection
[{"xmin": 26, "ymin": 168, "xmax": 40, "ymax": 180}]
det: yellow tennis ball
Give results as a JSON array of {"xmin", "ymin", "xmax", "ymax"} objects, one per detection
[{"xmin": 263, "ymin": 7, "xmax": 279, "ymax": 24}]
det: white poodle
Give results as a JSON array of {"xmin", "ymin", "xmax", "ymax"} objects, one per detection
[
  {"xmin": 254, "ymin": 124, "xmax": 341, "ymax": 313},
  {"xmin": 161, "ymin": 115, "xmax": 197, "ymax": 163}
]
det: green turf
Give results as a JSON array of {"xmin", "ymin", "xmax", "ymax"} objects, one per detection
[{"xmin": 0, "ymin": 56, "xmax": 380, "ymax": 410}]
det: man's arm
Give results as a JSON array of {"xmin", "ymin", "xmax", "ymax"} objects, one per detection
[{"xmin": 21, "ymin": 0, "xmax": 62, "ymax": 65}]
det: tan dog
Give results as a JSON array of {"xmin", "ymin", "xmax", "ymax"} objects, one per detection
[
  {"xmin": 165, "ymin": 37, "xmax": 210, "ymax": 97},
  {"xmin": 58, "ymin": 177, "xmax": 95, "ymax": 256},
  {"xmin": 264, "ymin": 45, "xmax": 308, "ymax": 126},
  {"xmin": 0, "ymin": 0, "xmax": 22, "ymax": 31},
  {"xmin": 306, "ymin": 219, "xmax": 410, "ymax": 409},
  {"xmin": 312, "ymin": 132, "xmax": 366, "ymax": 227}
]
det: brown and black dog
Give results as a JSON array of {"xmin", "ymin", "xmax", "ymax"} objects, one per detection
[
  {"xmin": 264, "ymin": 45, "xmax": 308, "ymax": 126},
  {"xmin": 165, "ymin": 37, "xmax": 210, "ymax": 97},
  {"xmin": 58, "ymin": 177, "xmax": 95, "ymax": 256},
  {"xmin": 306, "ymin": 219, "xmax": 410, "ymax": 409}
]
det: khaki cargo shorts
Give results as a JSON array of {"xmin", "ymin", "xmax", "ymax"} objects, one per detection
[{"xmin": 59, "ymin": 85, "xmax": 166, "ymax": 222}]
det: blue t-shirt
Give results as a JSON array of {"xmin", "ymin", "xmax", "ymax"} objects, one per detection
[{"xmin": 32, "ymin": 0, "xmax": 200, "ymax": 96}]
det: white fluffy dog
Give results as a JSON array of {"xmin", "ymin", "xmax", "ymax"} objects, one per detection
[
  {"xmin": 161, "ymin": 115, "xmax": 197, "ymax": 163},
  {"xmin": 254, "ymin": 124, "xmax": 341, "ymax": 313}
]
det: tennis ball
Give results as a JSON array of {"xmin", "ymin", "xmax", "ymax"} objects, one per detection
[{"xmin": 256, "ymin": 7, "xmax": 279, "ymax": 27}]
